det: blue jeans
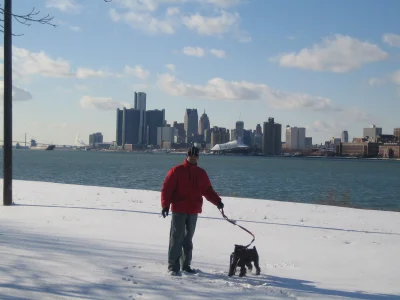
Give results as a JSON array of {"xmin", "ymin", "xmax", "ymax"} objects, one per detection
[{"xmin": 168, "ymin": 212, "xmax": 198, "ymax": 272}]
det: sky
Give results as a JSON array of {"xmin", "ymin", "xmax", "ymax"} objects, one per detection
[{"xmin": 1, "ymin": 0, "xmax": 400, "ymax": 145}]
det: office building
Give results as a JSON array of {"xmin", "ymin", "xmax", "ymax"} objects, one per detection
[
  {"xmin": 184, "ymin": 109, "xmax": 198, "ymax": 144},
  {"xmin": 235, "ymin": 121, "xmax": 244, "ymax": 142},
  {"xmin": 256, "ymin": 124, "xmax": 262, "ymax": 135},
  {"xmin": 341, "ymin": 130, "xmax": 349, "ymax": 143},
  {"xmin": 198, "ymin": 110, "xmax": 210, "ymax": 138},
  {"xmin": 305, "ymin": 137, "xmax": 313, "ymax": 148},
  {"xmin": 116, "ymin": 107, "xmax": 141, "ymax": 147},
  {"xmin": 363, "ymin": 125, "xmax": 382, "ymax": 142},
  {"xmin": 157, "ymin": 127, "xmax": 178, "ymax": 147},
  {"xmin": 89, "ymin": 132, "xmax": 103, "ymax": 147},
  {"xmin": 146, "ymin": 109, "xmax": 165, "ymax": 146},
  {"xmin": 230, "ymin": 129, "xmax": 237, "ymax": 141},
  {"xmin": 285, "ymin": 126, "xmax": 306, "ymax": 149},
  {"xmin": 262, "ymin": 117, "xmax": 282, "ymax": 155},
  {"xmin": 210, "ymin": 127, "xmax": 230, "ymax": 148},
  {"xmin": 173, "ymin": 121, "xmax": 185, "ymax": 144},
  {"xmin": 134, "ymin": 92, "xmax": 146, "ymax": 144},
  {"xmin": 394, "ymin": 128, "xmax": 400, "ymax": 142}
]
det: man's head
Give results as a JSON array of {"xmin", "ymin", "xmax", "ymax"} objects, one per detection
[{"xmin": 187, "ymin": 144, "xmax": 199, "ymax": 164}]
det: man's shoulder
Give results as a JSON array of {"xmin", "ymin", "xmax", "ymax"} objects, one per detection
[{"xmin": 169, "ymin": 163, "xmax": 185, "ymax": 173}]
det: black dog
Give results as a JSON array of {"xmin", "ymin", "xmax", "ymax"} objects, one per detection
[{"xmin": 228, "ymin": 244, "xmax": 261, "ymax": 277}]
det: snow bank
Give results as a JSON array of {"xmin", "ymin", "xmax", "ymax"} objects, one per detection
[{"xmin": 0, "ymin": 180, "xmax": 399, "ymax": 299}]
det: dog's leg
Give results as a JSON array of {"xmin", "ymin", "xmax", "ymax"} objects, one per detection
[
  {"xmin": 246, "ymin": 261, "xmax": 253, "ymax": 272},
  {"xmin": 238, "ymin": 259, "xmax": 246, "ymax": 277},
  {"xmin": 253, "ymin": 252, "xmax": 261, "ymax": 275},
  {"xmin": 228, "ymin": 253, "xmax": 238, "ymax": 277}
]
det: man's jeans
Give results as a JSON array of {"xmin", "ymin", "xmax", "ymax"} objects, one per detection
[{"xmin": 168, "ymin": 212, "xmax": 198, "ymax": 272}]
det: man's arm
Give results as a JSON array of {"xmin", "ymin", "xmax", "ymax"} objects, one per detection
[
  {"xmin": 202, "ymin": 171, "xmax": 222, "ymax": 206},
  {"xmin": 161, "ymin": 167, "xmax": 177, "ymax": 208}
]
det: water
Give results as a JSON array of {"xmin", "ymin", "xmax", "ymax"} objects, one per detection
[{"xmin": 1, "ymin": 150, "xmax": 399, "ymax": 211}]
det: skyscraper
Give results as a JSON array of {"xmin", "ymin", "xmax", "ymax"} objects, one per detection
[
  {"xmin": 134, "ymin": 92, "xmax": 146, "ymax": 144},
  {"xmin": 341, "ymin": 130, "xmax": 349, "ymax": 143},
  {"xmin": 146, "ymin": 109, "xmax": 165, "ymax": 146},
  {"xmin": 116, "ymin": 107, "xmax": 140, "ymax": 147},
  {"xmin": 363, "ymin": 125, "xmax": 382, "ymax": 142},
  {"xmin": 235, "ymin": 121, "xmax": 244, "ymax": 142},
  {"xmin": 184, "ymin": 109, "xmax": 198, "ymax": 144},
  {"xmin": 198, "ymin": 110, "xmax": 210, "ymax": 138},
  {"xmin": 89, "ymin": 132, "xmax": 103, "ymax": 147},
  {"xmin": 262, "ymin": 117, "xmax": 282, "ymax": 155},
  {"xmin": 285, "ymin": 126, "xmax": 306, "ymax": 149},
  {"xmin": 256, "ymin": 124, "xmax": 262, "ymax": 135}
]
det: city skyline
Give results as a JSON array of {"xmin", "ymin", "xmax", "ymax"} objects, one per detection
[{"xmin": 1, "ymin": 0, "xmax": 400, "ymax": 145}]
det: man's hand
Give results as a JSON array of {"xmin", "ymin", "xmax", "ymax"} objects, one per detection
[
  {"xmin": 217, "ymin": 201, "xmax": 224, "ymax": 210},
  {"xmin": 162, "ymin": 207, "xmax": 169, "ymax": 218}
]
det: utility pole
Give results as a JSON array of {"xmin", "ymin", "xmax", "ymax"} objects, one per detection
[{"xmin": 3, "ymin": 0, "xmax": 12, "ymax": 206}]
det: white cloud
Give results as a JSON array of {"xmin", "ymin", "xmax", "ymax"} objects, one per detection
[
  {"xmin": 368, "ymin": 77, "xmax": 386, "ymax": 87},
  {"xmin": 109, "ymin": 9, "xmax": 175, "ymax": 35},
  {"xmin": 210, "ymin": 48, "xmax": 226, "ymax": 58},
  {"xmin": 114, "ymin": 0, "xmax": 184, "ymax": 12},
  {"xmin": 204, "ymin": 0, "xmax": 242, "ymax": 8},
  {"xmin": 166, "ymin": 7, "xmax": 180, "ymax": 15},
  {"xmin": 157, "ymin": 73, "xmax": 339, "ymax": 111},
  {"xmin": 165, "ymin": 64, "xmax": 176, "ymax": 72},
  {"xmin": 182, "ymin": 10, "xmax": 251, "ymax": 42},
  {"xmin": 76, "ymin": 68, "xmax": 114, "ymax": 79},
  {"xmin": 392, "ymin": 70, "xmax": 400, "ymax": 85},
  {"xmin": 272, "ymin": 35, "xmax": 388, "ymax": 73},
  {"xmin": 69, "ymin": 26, "xmax": 81, "ymax": 32},
  {"xmin": 0, "ymin": 46, "xmax": 149, "ymax": 81},
  {"xmin": 80, "ymin": 96, "xmax": 132, "ymax": 110},
  {"xmin": 124, "ymin": 65, "xmax": 150, "ymax": 79},
  {"xmin": 45, "ymin": 0, "xmax": 81, "ymax": 13},
  {"xmin": 382, "ymin": 33, "xmax": 400, "ymax": 47},
  {"xmin": 307, "ymin": 120, "xmax": 335, "ymax": 133},
  {"xmin": 0, "ymin": 81, "xmax": 33, "ymax": 101},
  {"xmin": 182, "ymin": 47, "xmax": 205, "ymax": 57}
]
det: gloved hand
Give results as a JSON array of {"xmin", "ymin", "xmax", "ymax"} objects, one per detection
[
  {"xmin": 162, "ymin": 207, "xmax": 169, "ymax": 218},
  {"xmin": 217, "ymin": 201, "xmax": 224, "ymax": 210}
]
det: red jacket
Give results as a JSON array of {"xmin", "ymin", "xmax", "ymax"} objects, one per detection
[{"xmin": 161, "ymin": 159, "xmax": 221, "ymax": 214}]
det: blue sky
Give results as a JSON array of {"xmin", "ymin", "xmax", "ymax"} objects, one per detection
[{"xmin": 1, "ymin": 0, "xmax": 400, "ymax": 145}]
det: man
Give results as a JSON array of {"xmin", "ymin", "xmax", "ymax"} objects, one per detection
[{"xmin": 161, "ymin": 144, "xmax": 224, "ymax": 275}]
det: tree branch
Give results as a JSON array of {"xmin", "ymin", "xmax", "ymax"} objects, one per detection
[{"xmin": 0, "ymin": 1, "xmax": 112, "ymax": 36}]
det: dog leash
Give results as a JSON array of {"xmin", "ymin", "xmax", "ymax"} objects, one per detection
[{"xmin": 219, "ymin": 207, "xmax": 255, "ymax": 248}]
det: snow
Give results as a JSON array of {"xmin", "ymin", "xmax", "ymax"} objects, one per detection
[{"xmin": 1, "ymin": 180, "xmax": 399, "ymax": 300}]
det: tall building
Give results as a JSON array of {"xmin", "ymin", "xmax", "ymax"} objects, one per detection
[
  {"xmin": 285, "ymin": 126, "xmax": 306, "ymax": 149},
  {"xmin": 146, "ymin": 109, "xmax": 165, "ymax": 146},
  {"xmin": 262, "ymin": 117, "xmax": 282, "ymax": 155},
  {"xmin": 89, "ymin": 132, "xmax": 103, "ymax": 147},
  {"xmin": 198, "ymin": 110, "xmax": 210, "ymax": 138},
  {"xmin": 184, "ymin": 109, "xmax": 198, "ymax": 144},
  {"xmin": 116, "ymin": 107, "xmax": 141, "ymax": 147},
  {"xmin": 235, "ymin": 121, "xmax": 244, "ymax": 142},
  {"xmin": 116, "ymin": 109, "xmax": 124, "ymax": 146},
  {"xmin": 210, "ymin": 127, "xmax": 230, "ymax": 148},
  {"xmin": 341, "ymin": 130, "xmax": 349, "ymax": 143},
  {"xmin": 134, "ymin": 92, "xmax": 146, "ymax": 144},
  {"xmin": 230, "ymin": 129, "xmax": 237, "ymax": 141},
  {"xmin": 305, "ymin": 137, "xmax": 313, "ymax": 148},
  {"xmin": 173, "ymin": 121, "xmax": 185, "ymax": 144},
  {"xmin": 243, "ymin": 129, "xmax": 253, "ymax": 146},
  {"xmin": 157, "ymin": 127, "xmax": 178, "ymax": 147},
  {"xmin": 393, "ymin": 128, "xmax": 400, "ymax": 142},
  {"xmin": 256, "ymin": 124, "xmax": 262, "ymax": 135},
  {"xmin": 363, "ymin": 125, "xmax": 382, "ymax": 142}
]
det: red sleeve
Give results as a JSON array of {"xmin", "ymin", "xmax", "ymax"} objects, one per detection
[
  {"xmin": 161, "ymin": 167, "xmax": 177, "ymax": 208},
  {"xmin": 202, "ymin": 171, "xmax": 221, "ymax": 205}
]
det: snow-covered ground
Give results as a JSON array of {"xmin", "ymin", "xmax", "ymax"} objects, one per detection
[{"xmin": 1, "ymin": 180, "xmax": 399, "ymax": 300}]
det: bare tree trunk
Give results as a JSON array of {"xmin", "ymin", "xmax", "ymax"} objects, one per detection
[{"xmin": 3, "ymin": 0, "xmax": 12, "ymax": 206}]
